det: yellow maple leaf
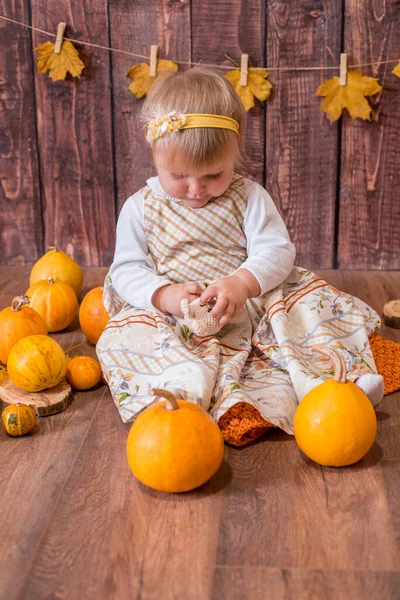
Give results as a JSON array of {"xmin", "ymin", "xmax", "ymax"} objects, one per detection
[
  {"xmin": 392, "ymin": 60, "xmax": 400, "ymax": 77},
  {"xmin": 128, "ymin": 60, "xmax": 178, "ymax": 98},
  {"xmin": 316, "ymin": 71, "xmax": 382, "ymax": 123},
  {"xmin": 35, "ymin": 40, "xmax": 85, "ymax": 81},
  {"xmin": 225, "ymin": 69, "xmax": 272, "ymax": 111}
]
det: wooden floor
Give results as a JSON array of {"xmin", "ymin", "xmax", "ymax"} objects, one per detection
[{"xmin": 1, "ymin": 267, "xmax": 400, "ymax": 600}]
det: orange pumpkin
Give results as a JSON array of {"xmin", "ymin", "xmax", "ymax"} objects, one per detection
[
  {"xmin": 30, "ymin": 247, "xmax": 83, "ymax": 296},
  {"xmin": 2, "ymin": 402, "xmax": 37, "ymax": 436},
  {"xmin": 26, "ymin": 277, "xmax": 78, "ymax": 332},
  {"xmin": 7, "ymin": 334, "xmax": 67, "ymax": 392},
  {"xmin": 0, "ymin": 295, "xmax": 47, "ymax": 364},
  {"xmin": 127, "ymin": 389, "xmax": 225, "ymax": 493},
  {"xmin": 294, "ymin": 346, "xmax": 377, "ymax": 467},
  {"xmin": 66, "ymin": 356, "xmax": 102, "ymax": 390},
  {"xmin": 79, "ymin": 287, "xmax": 109, "ymax": 344}
]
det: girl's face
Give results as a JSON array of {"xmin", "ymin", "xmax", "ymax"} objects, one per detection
[{"xmin": 154, "ymin": 148, "xmax": 235, "ymax": 209}]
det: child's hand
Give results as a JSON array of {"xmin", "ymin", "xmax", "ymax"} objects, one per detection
[
  {"xmin": 199, "ymin": 275, "xmax": 250, "ymax": 327},
  {"xmin": 152, "ymin": 282, "xmax": 203, "ymax": 317}
]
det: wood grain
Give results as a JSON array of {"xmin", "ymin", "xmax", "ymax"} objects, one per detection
[
  {"xmin": 265, "ymin": 1, "xmax": 342, "ymax": 268},
  {"xmin": 109, "ymin": 0, "xmax": 191, "ymax": 213},
  {"xmin": 215, "ymin": 431, "xmax": 400, "ymax": 570},
  {"xmin": 381, "ymin": 460, "xmax": 400, "ymax": 546},
  {"xmin": 0, "ymin": 379, "xmax": 72, "ymax": 416},
  {"xmin": 17, "ymin": 393, "xmax": 227, "ymax": 600},
  {"xmin": 1, "ymin": 260, "xmax": 400, "ymax": 595},
  {"xmin": 0, "ymin": 1, "xmax": 44, "ymax": 265},
  {"xmin": 191, "ymin": 0, "xmax": 265, "ymax": 184},
  {"xmin": 0, "ymin": 267, "xmax": 108, "ymax": 600},
  {"xmin": 338, "ymin": 0, "xmax": 400, "ymax": 268},
  {"xmin": 213, "ymin": 567, "xmax": 400, "ymax": 600},
  {"xmin": 30, "ymin": 1, "xmax": 116, "ymax": 266}
]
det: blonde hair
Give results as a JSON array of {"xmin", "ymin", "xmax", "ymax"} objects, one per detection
[{"xmin": 140, "ymin": 66, "xmax": 246, "ymax": 172}]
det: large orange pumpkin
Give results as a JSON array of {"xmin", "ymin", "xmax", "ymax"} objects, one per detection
[
  {"xmin": 26, "ymin": 278, "xmax": 78, "ymax": 332},
  {"xmin": 0, "ymin": 295, "xmax": 47, "ymax": 364},
  {"xmin": 66, "ymin": 356, "xmax": 102, "ymax": 390},
  {"xmin": 29, "ymin": 247, "xmax": 83, "ymax": 296},
  {"xmin": 127, "ymin": 389, "xmax": 225, "ymax": 493},
  {"xmin": 294, "ymin": 346, "xmax": 377, "ymax": 467},
  {"xmin": 2, "ymin": 402, "xmax": 37, "ymax": 436},
  {"xmin": 79, "ymin": 287, "xmax": 109, "ymax": 344},
  {"xmin": 7, "ymin": 334, "xmax": 67, "ymax": 392}
]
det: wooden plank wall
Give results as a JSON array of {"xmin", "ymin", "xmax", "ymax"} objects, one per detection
[
  {"xmin": 339, "ymin": 0, "xmax": 400, "ymax": 269},
  {"xmin": 265, "ymin": 1, "xmax": 342, "ymax": 268},
  {"xmin": 31, "ymin": 0, "xmax": 116, "ymax": 267},
  {"xmin": 0, "ymin": 0, "xmax": 399, "ymax": 269},
  {"xmin": 0, "ymin": 0, "xmax": 43, "ymax": 264}
]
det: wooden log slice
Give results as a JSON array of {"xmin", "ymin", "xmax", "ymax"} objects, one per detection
[
  {"xmin": 0, "ymin": 379, "xmax": 72, "ymax": 417},
  {"xmin": 383, "ymin": 300, "xmax": 400, "ymax": 329}
]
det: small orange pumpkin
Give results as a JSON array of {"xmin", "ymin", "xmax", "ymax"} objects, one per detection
[
  {"xmin": 127, "ymin": 389, "xmax": 225, "ymax": 493},
  {"xmin": 30, "ymin": 247, "xmax": 83, "ymax": 296},
  {"xmin": 26, "ymin": 277, "xmax": 78, "ymax": 332},
  {"xmin": 66, "ymin": 356, "xmax": 102, "ymax": 390},
  {"xmin": 79, "ymin": 286, "xmax": 109, "ymax": 344},
  {"xmin": 7, "ymin": 334, "xmax": 67, "ymax": 392},
  {"xmin": 294, "ymin": 346, "xmax": 377, "ymax": 467},
  {"xmin": 0, "ymin": 295, "xmax": 47, "ymax": 364},
  {"xmin": 2, "ymin": 402, "xmax": 37, "ymax": 436}
]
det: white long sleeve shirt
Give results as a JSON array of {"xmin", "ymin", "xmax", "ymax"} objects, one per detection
[{"xmin": 109, "ymin": 176, "xmax": 296, "ymax": 309}]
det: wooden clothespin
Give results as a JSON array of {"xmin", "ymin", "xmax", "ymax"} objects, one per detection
[
  {"xmin": 149, "ymin": 45, "xmax": 158, "ymax": 77},
  {"xmin": 54, "ymin": 22, "xmax": 66, "ymax": 54},
  {"xmin": 339, "ymin": 53, "xmax": 347, "ymax": 86},
  {"xmin": 240, "ymin": 54, "xmax": 249, "ymax": 87}
]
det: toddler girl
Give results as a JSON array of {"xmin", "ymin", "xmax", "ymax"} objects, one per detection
[{"xmin": 97, "ymin": 66, "xmax": 383, "ymax": 446}]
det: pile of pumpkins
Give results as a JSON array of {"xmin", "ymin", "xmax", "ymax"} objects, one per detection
[
  {"xmin": 0, "ymin": 248, "xmax": 379, "ymax": 494},
  {"xmin": 0, "ymin": 247, "xmax": 109, "ymax": 437},
  {"xmin": 126, "ymin": 349, "xmax": 378, "ymax": 494}
]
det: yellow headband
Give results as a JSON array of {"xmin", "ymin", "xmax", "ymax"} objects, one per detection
[
  {"xmin": 146, "ymin": 112, "xmax": 239, "ymax": 142},
  {"xmin": 182, "ymin": 114, "xmax": 239, "ymax": 134}
]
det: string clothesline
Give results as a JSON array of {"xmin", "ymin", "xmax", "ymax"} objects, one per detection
[{"xmin": 1, "ymin": 14, "xmax": 398, "ymax": 73}]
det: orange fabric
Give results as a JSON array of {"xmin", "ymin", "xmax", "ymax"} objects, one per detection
[
  {"xmin": 218, "ymin": 401, "xmax": 275, "ymax": 446},
  {"xmin": 219, "ymin": 334, "xmax": 400, "ymax": 447},
  {"xmin": 370, "ymin": 334, "xmax": 400, "ymax": 395}
]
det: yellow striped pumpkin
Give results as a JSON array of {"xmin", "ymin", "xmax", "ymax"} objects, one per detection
[
  {"xmin": 26, "ymin": 277, "xmax": 78, "ymax": 332},
  {"xmin": 29, "ymin": 247, "xmax": 83, "ymax": 296},
  {"xmin": 2, "ymin": 402, "xmax": 37, "ymax": 436},
  {"xmin": 7, "ymin": 334, "xmax": 67, "ymax": 392}
]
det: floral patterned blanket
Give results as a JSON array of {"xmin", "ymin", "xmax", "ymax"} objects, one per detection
[{"xmin": 97, "ymin": 267, "xmax": 380, "ymax": 434}]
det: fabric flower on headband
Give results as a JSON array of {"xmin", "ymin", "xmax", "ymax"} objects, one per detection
[{"xmin": 146, "ymin": 111, "xmax": 186, "ymax": 143}]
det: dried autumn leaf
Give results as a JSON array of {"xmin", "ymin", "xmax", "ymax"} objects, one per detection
[
  {"xmin": 35, "ymin": 40, "xmax": 85, "ymax": 81},
  {"xmin": 225, "ymin": 69, "xmax": 272, "ymax": 111},
  {"xmin": 128, "ymin": 60, "xmax": 178, "ymax": 98},
  {"xmin": 392, "ymin": 60, "xmax": 400, "ymax": 78},
  {"xmin": 316, "ymin": 71, "xmax": 382, "ymax": 123}
]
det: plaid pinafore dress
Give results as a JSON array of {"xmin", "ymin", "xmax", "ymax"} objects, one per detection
[{"xmin": 97, "ymin": 175, "xmax": 381, "ymax": 439}]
